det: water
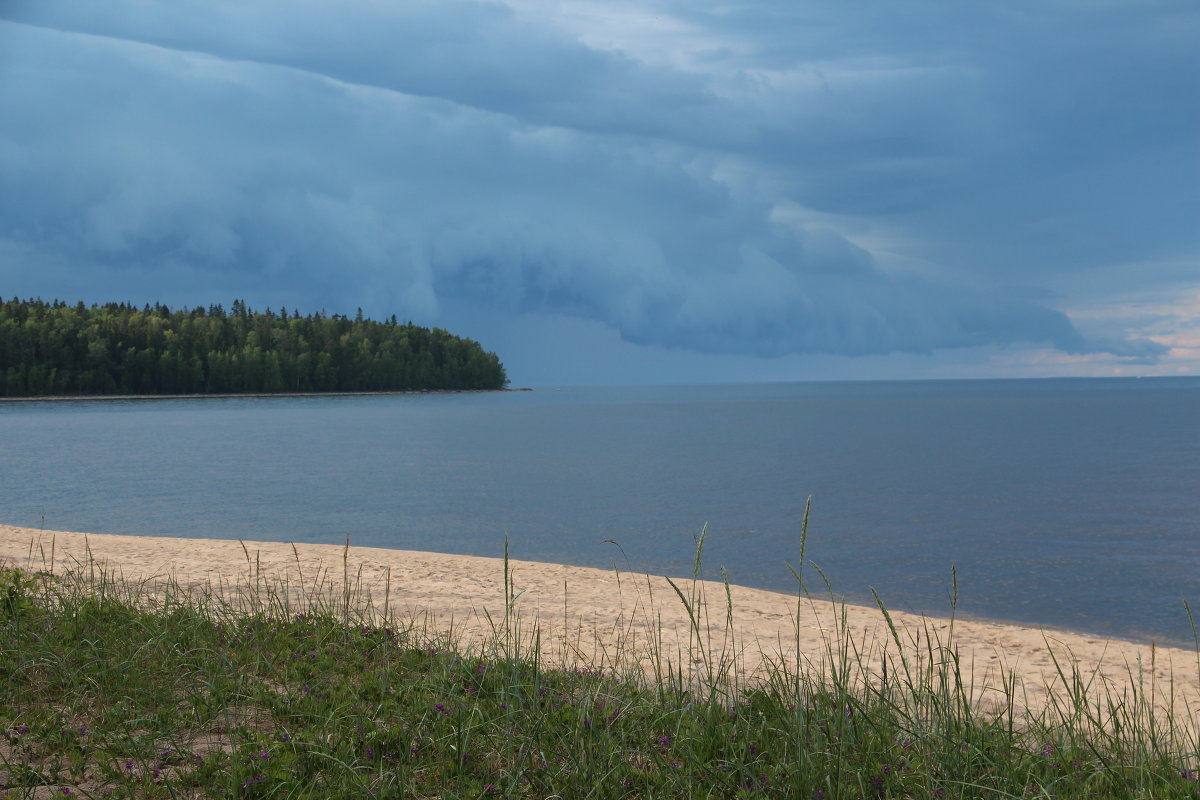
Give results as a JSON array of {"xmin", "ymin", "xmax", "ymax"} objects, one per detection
[{"xmin": 2, "ymin": 378, "xmax": 1198, "ymax": 645}]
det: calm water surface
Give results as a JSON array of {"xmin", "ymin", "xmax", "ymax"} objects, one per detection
[{"xmin": 2, "ymin": 378, "xmax": 1198, "ymax": 645}]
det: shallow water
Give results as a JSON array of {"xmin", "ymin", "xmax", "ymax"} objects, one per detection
[{"xmin": 2, "ymin": 377, "xmax": 1198, "ymax": 645}]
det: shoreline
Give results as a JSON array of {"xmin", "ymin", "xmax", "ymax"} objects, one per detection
[
  {"xmin": 3, "ymin": 524, "xmax": 1199, "ymax": 719},
  {"xmin": 0, "ymin": 388, "xmax": 527, "ymax": 403}
]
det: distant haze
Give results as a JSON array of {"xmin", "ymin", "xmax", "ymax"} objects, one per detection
[{"xmin": 1, "ymin": 1, "xmax": 1197, "ymax": 385}]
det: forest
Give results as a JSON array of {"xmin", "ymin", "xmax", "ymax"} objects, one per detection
[{"xmin": 0, "ymin": 297, "xmax": 508, "ymax": 396}]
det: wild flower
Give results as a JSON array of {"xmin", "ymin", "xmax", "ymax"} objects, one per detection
[{"xmin": 240, "ymin": 774, "xmax": 267, "ymax": 790}]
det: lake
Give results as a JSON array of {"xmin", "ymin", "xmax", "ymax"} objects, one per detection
[{"xmin": 2, "ymin": 377, "xmax": 1198, "ymax": 645}]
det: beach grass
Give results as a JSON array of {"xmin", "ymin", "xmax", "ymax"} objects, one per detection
[{"xmin": 2, "ymin": 539, "xmax": 1200, "ymax": 799}]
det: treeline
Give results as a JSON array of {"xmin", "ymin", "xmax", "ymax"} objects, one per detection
[{"xmin": 0, "ymin": 297, "xmax": 508, "ymax": 396}]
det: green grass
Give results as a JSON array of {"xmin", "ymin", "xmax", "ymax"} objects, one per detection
[{"xmin": 2, "ymin": 538, "xmax": 1199, "ymax": 799}]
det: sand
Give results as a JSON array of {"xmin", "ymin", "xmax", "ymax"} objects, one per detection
[{"xmin": 3, "ymin": 524, "xmax": 1198, "ymax": 725}]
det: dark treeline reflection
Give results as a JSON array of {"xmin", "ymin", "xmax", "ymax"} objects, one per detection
[{"xmin": 0, "ymin": 297, "xmax": 508, "ymax": 396}]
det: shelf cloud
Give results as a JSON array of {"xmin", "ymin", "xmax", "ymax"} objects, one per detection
[{"xmin": 1, "ymin": 0, "xmax": 1194, "ymax": 379}]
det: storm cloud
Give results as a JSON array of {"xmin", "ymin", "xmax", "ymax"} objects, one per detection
[{"xmin": 1, "ymin": 0, "xmax": 1194, "ymax": 379}]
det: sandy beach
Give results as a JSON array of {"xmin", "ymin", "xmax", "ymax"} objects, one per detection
[{"xmin": 3, "ymin": 524, "xmax": 1198, "ymax": 724}]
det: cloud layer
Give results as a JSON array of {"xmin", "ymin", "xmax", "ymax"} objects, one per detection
[{"xmin": 1, "ymin": 1, "xmax": 1194, "ymax": 372}]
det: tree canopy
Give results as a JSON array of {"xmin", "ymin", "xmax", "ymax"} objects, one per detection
[{"xmin": 0, "ymin": 297, "xmax": 508, "ymax": 396}]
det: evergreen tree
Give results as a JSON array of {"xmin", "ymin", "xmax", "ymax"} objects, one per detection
[{"xmin": 0, "ymin": 297, "xmax": 508, "ymax": 397}]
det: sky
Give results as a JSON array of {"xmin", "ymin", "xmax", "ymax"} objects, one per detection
[{"xmin": 0, "ymin": 1, "xmax": 1197, "ymax": 386}]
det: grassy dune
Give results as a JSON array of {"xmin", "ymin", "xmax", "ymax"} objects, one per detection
[{"xmin": 2, "ymin": 535, "xmax": 1199, "ymax": 799}]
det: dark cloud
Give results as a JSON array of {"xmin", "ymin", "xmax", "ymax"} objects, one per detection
[
  {"xmin": 0, "ymin": 0, "xmax": 716, "ymax": 143},
  {"xmin": 0, "ymin": 0, "xmax": 1191, "ymax": 374}
]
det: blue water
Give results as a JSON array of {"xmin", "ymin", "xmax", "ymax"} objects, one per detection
[{"xmin": 2, "ymin": 378, "xmax": 1198, "ymax": 645}]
